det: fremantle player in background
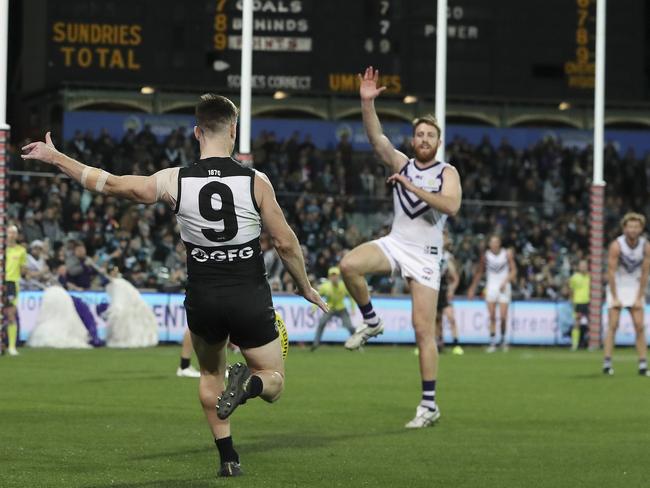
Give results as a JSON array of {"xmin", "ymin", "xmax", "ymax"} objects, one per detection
[
  {"xmin": 340, "ymin": 67, "xmax": 462, "ymax": 428},
  {"xmin": 21, "ymin": 94, "xmax": 327, "ymax": 478},
  {"xmin": 467, "ymin": 235, "xmax": 517, "ymax": 352},
  {"xmin": 436, "ymin": 231, "xmax": 463, "ymax": 355},
  {"xmin": 603, "ymin": 213, "xmax": 650, "ymax": 376}
]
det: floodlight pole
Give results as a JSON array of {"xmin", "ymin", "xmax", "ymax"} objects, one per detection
[
  {"xmin": 589, "ymin": 0, "xmax": 606, "ymax": 350},
  {"xmin": 435, "ymin": 0, "xmax": 447, "ymax": 162},
  {"xmin": 238, "ymin": 0, "xmax": 253, "ymax": 164}
]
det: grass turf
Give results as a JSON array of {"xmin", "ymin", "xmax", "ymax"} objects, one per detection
[{"xmin": 1, "ymin": 345, "xmax": 649, "ymax": 487}]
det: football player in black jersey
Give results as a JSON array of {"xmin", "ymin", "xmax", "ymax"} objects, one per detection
[{"xmin": 22, "ymin": 94, "xmax": 327, "ymax": 478}]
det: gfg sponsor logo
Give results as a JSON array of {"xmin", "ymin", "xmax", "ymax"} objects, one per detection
[{"xmin": 191, "ymin": 246, "xmax": 254, "ymax": 263}]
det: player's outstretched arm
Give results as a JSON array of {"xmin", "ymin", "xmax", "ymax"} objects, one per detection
[
  {"xmin": 255, "ymin": 171, "xmax": 328, "ymax": 313},
  {"xmin": 607, "ymin": 241, "xmax": 620, "ymax": 306},
  {"xmin": 22, "ymin": 132, "xmax": 158, "ymax": 204},
  {"xmin": 387, "ymin": 165, "xmax": 462, "ymax": 216},
  {"xmin": 359, "ymin": 66, "xmax": 408, "ymax": 173}
]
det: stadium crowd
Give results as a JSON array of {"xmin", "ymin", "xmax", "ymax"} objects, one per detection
[{"xmin": 5, "ymin": 126, "xmax": 649, "ymax": 299}]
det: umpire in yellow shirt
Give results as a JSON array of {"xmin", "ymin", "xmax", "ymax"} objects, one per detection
[
  {"xmin": 4, "ymin": 225, "xmax": 27, "ymax": 356},
  {"xmin": 568, "ymin": 259, "xmax": 590, "ymax": 351},
  {"xmin": 311, "ymin": 267, "xmax": 356, "ymax": 351}
]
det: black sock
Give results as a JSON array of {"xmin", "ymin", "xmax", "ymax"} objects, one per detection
[
  {"xmin": 215, "ymin": 436, "xmax": 239, "ymax": 464},
  {"xmin": 180, "ymin": 357, "xmax": 191, "ymax": 370},
  {"xmin": 245, "ymin": 375, "xmax": 263, "ymax": 399},
  {"xmin": 452, "ymin": 337, "xmax": 459, "ymax": 346},
  {"xmin": 579, "ymin": 325, "xmax": 588, "ymax": 347}
]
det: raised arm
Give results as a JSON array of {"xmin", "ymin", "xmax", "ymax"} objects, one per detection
[
  {"xmin": 254, "ymin": 171, "xmax": 327, "ymax": 312},
  {"xmin": 22, "ymin": 132, "xmax": 158, "ymax": 204},
  {"xmin": 607, "ymin": 240, "xmax": 621, "ymax": 307},
  {"xmin": 387, "ymin": 165, "xmax": 462, "ymax": 216},
  {"xmin": 467, "ymin": 254, "xmax": 486, "ymax": 299},
  {"xmin": 359, "ymin": 66, "xmax": 408, "ymax": 173}
]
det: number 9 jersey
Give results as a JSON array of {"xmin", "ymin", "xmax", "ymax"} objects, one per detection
[{"xmin": 173, "ymin": 157, "xmax": 266, "ymax": 288}]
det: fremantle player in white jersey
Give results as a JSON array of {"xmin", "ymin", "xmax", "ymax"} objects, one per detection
[
  {"xmin": 21, "ymin": 94, "xmax": 327, "ymax": 478},
  {"xmin": 340, "ymin": 67, "xmax": 462, "ymax": 428},
  {"xmin": 467, "ymin": 235, "xmax": 517, "ymax": 352},
  {"xmin": 603, "ymin": 213, "xmax": 650, "ymax": 376}
]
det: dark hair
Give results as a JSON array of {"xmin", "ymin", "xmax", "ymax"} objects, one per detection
[
  {"xmin": 412, "ymin": 114, "xmax": 441, "ymax": 138},
  {"xmin": 195, "ymin": 94, "xmax": 239, "ymax": 134}
]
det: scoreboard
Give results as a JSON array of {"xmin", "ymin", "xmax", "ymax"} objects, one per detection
[{"xmin": 26, "ymin": 0, "xmax": 647, "ymax": 101}]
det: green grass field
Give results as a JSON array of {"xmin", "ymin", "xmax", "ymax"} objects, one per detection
[{"xmin": 1, "ymin": 345, "xmax": 649, "ymax": 488}]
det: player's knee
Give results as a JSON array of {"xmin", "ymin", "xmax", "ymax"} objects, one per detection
[
  {"xmin": 414, "ymin": 325, "xmax": 435, "ymax": 346},
  {"xmin": 198, "ymin": 387, "xmax": 218, "ymax": 410},
  {"xmin": 339, "ymin": 255, "xmax": 358, "ymax": 277}
]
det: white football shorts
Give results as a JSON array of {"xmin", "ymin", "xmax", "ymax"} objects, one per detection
[
  {"xmin": 606, "ymin": 276, "xmax": 643, "ymax": 308},
  {"xmin": 372, "ymin": 234, "xmax": 441, "ymax": 291},
  {"xmin": 485, "ymin": 282, "xmax": 512, "ymax": 304}
]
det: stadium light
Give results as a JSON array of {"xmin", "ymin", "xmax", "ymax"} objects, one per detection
[
  {"xmin": 558, "ymin": 101, "xmax": 571, "ymax": 111},
  {"xmin": 273, "ymin": 91, "xmax": 289, "ymax": 100},
  {"xmin": 403, "ymin": 95, "xmax": 418, "ymax": 104},
  {"xmin": 140, "ymin": 86, "xmax": 155, "ymax": 95}
]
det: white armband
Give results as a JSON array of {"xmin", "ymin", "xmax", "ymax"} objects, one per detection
[
  {"xmin": 95, "ymin": 170, "xmax": 109, "ymax": 192},
  {"xmin": 80, "ymin": 167, "xmax": 91, "ymax": 188}
]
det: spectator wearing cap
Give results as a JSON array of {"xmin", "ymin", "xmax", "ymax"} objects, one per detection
[{"xmin": 309, "ymin": 266, "xmax": 356, "ymax": 351}]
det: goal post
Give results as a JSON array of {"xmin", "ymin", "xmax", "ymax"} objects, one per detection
[
  {"xmin": 0, "ymin": 0, "xmax": 10, "ymax": 336},
  {"xmin": 588, "ymin": 0, "xmax": 607, "ymax": 350}
]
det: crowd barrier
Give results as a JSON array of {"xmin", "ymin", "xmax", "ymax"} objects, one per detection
[{"xmin": 17, "ymin": 291, "xmax": 650, "ymax": 346}]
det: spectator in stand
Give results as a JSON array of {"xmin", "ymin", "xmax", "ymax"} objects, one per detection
[
  {"xmin": 42, "ymin": 206, "xmax": 65, "ymax": 244},
  {"xmin": 23, "ymin": 210, "xmax": 44, "ymax": 243},
  {"xmin": 25, "ymin": 240, "xmax": 52, "ymax": 290},
  {"xmin": 65, "ymin": 241, "xmax": 98, "ymax": 291},
  {"xmin": 6, "ymin": 125, "xmax": 650, "ymax": 298}
]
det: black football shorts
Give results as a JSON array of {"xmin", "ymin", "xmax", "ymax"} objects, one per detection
[{"xmin": 184, "ymin": 280, "xmax": 278, "ymax": 349}]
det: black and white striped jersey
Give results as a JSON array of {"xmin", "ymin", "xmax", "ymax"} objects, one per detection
[{"xmin": 174, "ymin": 157, "xmax": 266, "ymax": 287}]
